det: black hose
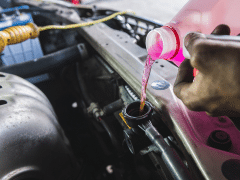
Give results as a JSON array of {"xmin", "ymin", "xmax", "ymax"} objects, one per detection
[
  {"xmin": 102, "ymin": 99, "xmax": 123, "ymax": 116},
  {"xmin": 76, "ymin": 62, "xmax": 93, "ymax": 106},
  {"xmin": 75, "ymin": 62, "xmax": 123, "ymax": 152},
  {"xmin": 99, "ymin": 117, "xmax": 123, "ymax": 154},
  {"xmin": 0, "ymin": 45, "xmax": 81, "ymax": 78}
]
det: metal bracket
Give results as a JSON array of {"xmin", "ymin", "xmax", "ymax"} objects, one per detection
[
  {"xmin": 140, "ymin": 144, "xmax": 159, "ymax": 155},
  {"xmin": 77, "ymin": 43, "xmax": 89, "ymax": 60},
  {"xmin": 87, "ymin": 102, "xmax": 104, "ymax": 119}
]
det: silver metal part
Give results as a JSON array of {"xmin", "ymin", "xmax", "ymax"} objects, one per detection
[
  {"xmin": 77, "ymin": 43, "xmax": 89, "ymax": 60},
  {"xmin": 87, "ymin": 102, "xmax": 104, "ymax": 119},
  {"xmin": 0, "ymin": 72, "xmax": 80, "ymax": 179},
  {"xmin": 119, "ymin": 85, "xmax": 135, "ymax": 106},
  {"xmin": 124, "ymin": 85, "xmax": 139, "ymax": 101},
  {"xmin": 123, "ymin": 130, "xmax": 135, "ymax": 154},
  {"xmin": 145, "ymin": 123, "xmax": 192, "ymax": 180},
  {"xmin": 140, "ymin": 144, "xmax": 159, "ymax": 155},
  {"xmin": 151, "ymin": 80, "xmax": 170, "ymax": 90}
]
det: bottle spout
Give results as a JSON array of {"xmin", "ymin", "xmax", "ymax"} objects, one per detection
[{"xmin": 146, "ymin": 26, "xmax": 180, "ymax": 60}]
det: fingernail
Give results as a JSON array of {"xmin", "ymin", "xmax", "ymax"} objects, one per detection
[
  {"xmin": 212, "ymin": 24, "xmax": 230, "ymax": 35},
  {"xmin": 184, "ymin": 32, "xmax": 204, "ymax": 48}
]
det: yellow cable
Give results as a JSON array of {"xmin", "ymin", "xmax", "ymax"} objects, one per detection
[
  {"xmin": 0, "ymin": 10, "xmax": 135, "ymax": 53},
  {"xmin": 38, "ymin": 10, "xmax": 135, "ymax": 31},
  {"xmin": 119, "ymin": 112, "xmax": 131, "ymax": 129}
]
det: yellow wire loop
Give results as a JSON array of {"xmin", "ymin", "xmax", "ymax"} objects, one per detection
[
  {"xmin": 0, "ymin": 10, "xmax": 135, "ymax": 53},
  {"xmin": 38, "ymin": 10, "xmax": 135, "ymax": 31}
]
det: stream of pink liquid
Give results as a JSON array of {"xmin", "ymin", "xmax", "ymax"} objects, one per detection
[{"xmin": 140, "ymin": 41, "xmax": 185, "ymax": 114}]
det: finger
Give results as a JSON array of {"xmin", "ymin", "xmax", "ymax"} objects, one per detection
[
  {"xmin": 173, "ymin": 58, "xmax": 194, "ymax": 99},
  {"xmin": 184, "ymin": 24, "xmax": 230, "ymax": 58},
  {"xmin": 211, "ymin": 24, "xmax": 230, "ymax": 35},
  {"xmin": 206, "ymin": 111, "xmax": 216, "ymax": 117},
  {"xmin": 184, "ymin": 32, "xmax": 205, "ymax": 58},
  {"xmin": 206, "ymin": 111, "xmax": 225, "ymax": 117}
]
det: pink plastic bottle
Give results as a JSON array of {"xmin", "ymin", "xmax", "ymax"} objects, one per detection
[{"xmin": 146, "ymin": 0, "xmax": 240, "ymax": 75}]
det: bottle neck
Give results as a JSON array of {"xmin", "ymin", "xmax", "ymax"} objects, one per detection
[{"xmin": 164, "ymin": 25, "xmax": 180, "ymax": 59}]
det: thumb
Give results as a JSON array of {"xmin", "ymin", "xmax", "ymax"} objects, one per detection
[
  {"xmin": 173, "ymin": 58, "xmax": 194, "ymax": 99},
  {"xmin": 184, "ymin": 24, "xmax": 230, "ymax": 58},
  {"xmin": 184, "ymin": 32, "xmax": 205, "ymax": 59}
]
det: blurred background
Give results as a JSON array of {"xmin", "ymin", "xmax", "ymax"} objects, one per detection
[
  {"xmin": 0, "ymin": 0, "xmax": 189, "ymax": 23},
  {"xmin": 87, "ymin": 0, "xmax": 189, "ymax": 23},
  {"xmin": 66, "ymin": 0, "xmax": 190, "ymax": 24}
]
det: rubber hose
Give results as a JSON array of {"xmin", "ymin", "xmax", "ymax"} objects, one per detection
[
  {"xmin": 103, "ymin": 99, "xmax": 123, "ymax": 115},
  {"xmin": 0, "ymin": 45, "xmax": 81, "ymax": 78},
  {"xmin": 76, "ymin": 62, "xmax": 93, "ymax": 106},
  {"xmin": 100, "ymin": 118, "xmax": 123, "ymax": 153}
]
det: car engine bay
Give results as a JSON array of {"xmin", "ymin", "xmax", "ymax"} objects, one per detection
[{"xmin": 0, "ymin": 0, "xmax": 240, "ymax": 179}]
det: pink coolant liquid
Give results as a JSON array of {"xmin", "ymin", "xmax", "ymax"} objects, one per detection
[
  {"xmin": 140, "ymin": 41, "xmax": 183, "ymax": 114},
  {"xmin": 140, "ymin": 54, "xmax": 155, "ymax": 114},
  {"xmin": 148, "ymin": 40, "xmax": 185, "ymax": 66},
  {"xmin": 140, "ymin": 40, "xmax": 198, "ymax": 114}
]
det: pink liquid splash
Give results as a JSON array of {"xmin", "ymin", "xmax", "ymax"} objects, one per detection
[
  {"xmin": 140, "ymin": 41, "xmax": 187, "ymax": 114},
  {"xmin": 140, "ymin": 41, "xmax": 164, "ymax": 114},
  {"xmin": 140, "ymin": 54, "xmax": 155, "ymax": 113}
]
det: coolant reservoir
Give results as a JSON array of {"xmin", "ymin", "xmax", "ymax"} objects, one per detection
[{"xmin": 146, "ymin": 0, "xmax": 240, "ymax": 67}]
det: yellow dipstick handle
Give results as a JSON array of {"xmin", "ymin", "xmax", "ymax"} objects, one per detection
[{"xmin": 0, "ymin": 23, "xmax": 39, "ymax": 53}]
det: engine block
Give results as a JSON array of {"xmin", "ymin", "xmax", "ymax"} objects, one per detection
[{"xmin": 0, "ymin": 73, "xmax": 80, "ymax": 180}]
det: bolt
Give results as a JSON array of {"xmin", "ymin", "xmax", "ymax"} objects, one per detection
[{"xmin": 207, "ymin": 130, "xmax": 232, "ymax": 151}]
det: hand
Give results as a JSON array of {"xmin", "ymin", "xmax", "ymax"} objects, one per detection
[{"xmin": 173, "ymin": 24, "xmax": 240, "ymax": 117}]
